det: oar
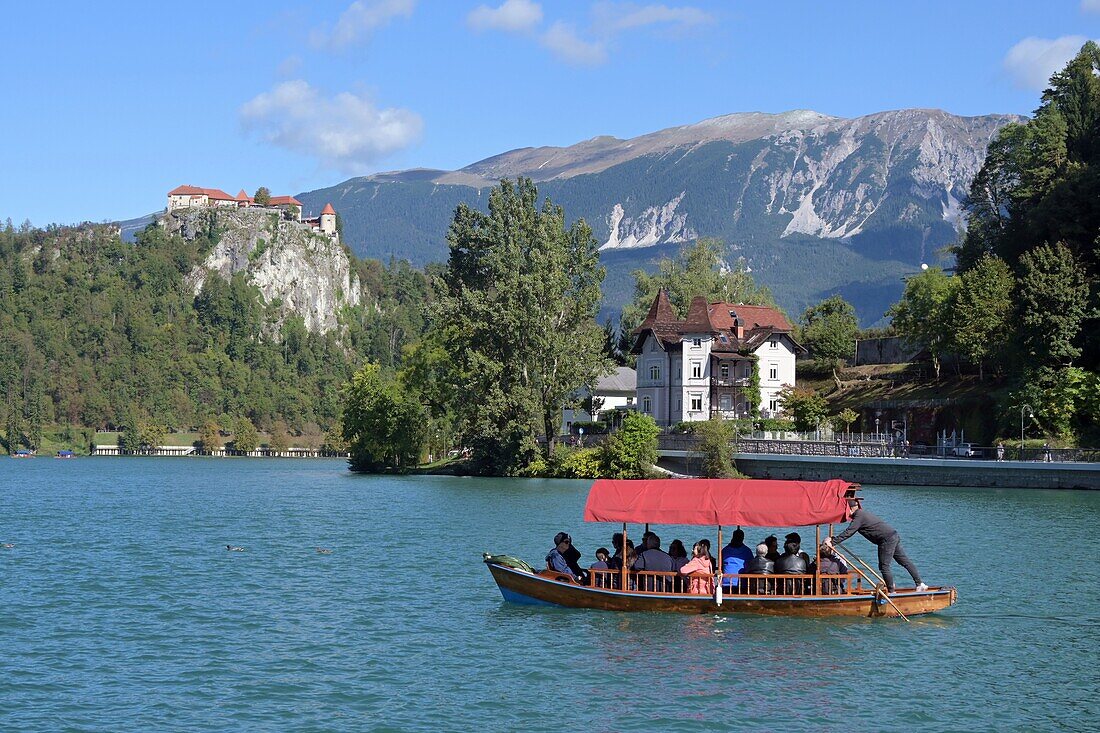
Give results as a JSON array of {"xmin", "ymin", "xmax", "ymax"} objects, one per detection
[{"xmin": 829, "ymin": 544, "xmax": 910, "ymax": 623}]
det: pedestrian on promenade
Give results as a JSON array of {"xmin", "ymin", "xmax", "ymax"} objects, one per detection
[
  {"xmin": 1043, "ymin": 443, "xmax": 1052, "ymax": 463},
  {"xmin": 996, "ymin": 442, "xmax": 1005, "ymax": 461}
]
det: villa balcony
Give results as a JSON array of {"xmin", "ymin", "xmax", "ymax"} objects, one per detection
[{"xmin": 710, "ymin": 376, "xmax": 751, "ymax": 388}]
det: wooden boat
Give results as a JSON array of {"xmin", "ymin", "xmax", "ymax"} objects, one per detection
[{"xmin": 484, "ymin": 478, "xmax": 957, "ymax": 618}]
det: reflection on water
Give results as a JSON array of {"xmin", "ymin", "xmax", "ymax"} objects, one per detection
[{"xmin": 0, "ymin": 459, "xmax": 1098, "ymax": 732}]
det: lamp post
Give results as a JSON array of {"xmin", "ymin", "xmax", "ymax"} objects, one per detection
[
  {"xmin": 1020, "ymin": 404, "xmax": 1034, "ymax": 459},
  {"xmin": 578, "ymin": 426, "xmax": 584, "ymax": 448},
  {"xmin": 875, "ymin": 417, "xmax": 880, "ymax": 439}
]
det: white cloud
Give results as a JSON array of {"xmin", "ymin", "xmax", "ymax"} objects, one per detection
[
  {"xmin": 1083, "ymin": 0, "xmax": 1100, "ymax": 14},
  {"xmin": 468, "ymin": 0, "xmax": 543, "ymax": 33},
  {"xmin": 239, "ymin": 80, "xmax": 422, "ymax": 172},
  {"xmin": 312, "ymin": 0, "xmax": 415, "ymax": 50},
  {"xmin": 540, "ymin": 22, "xmax": 608, "ymax": 66},
  {"xmin": 592, "ymin": 2, "xmax": 713, "ymax": 33},
  {"xmin": 1003, "ymin": 35, "xmax": 1093, "ymax": 90}
]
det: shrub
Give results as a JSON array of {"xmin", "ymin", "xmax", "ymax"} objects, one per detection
[{"xmin": 602, "ymin": 412, "xmax": 659, "ymax": 478}]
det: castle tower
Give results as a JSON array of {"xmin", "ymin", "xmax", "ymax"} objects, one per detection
[{"xmin": 320, "ymin": 203, "xmax": 337, "ymax": 236}]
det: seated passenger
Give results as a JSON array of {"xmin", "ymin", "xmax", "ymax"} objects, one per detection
[
  {"xmin": 775, "ymin": 539, "xmax": 808, "ymax": 574},
  {"xmin": 608, "ymin": 532, "xmax": 624, "ymax": 570},
  {"xmin": 633, "ymin": 533, "xmax": 675, "ymax": 591},
  {"xmin": 668, "ymin": 540, "xmax": 688, "ymax": 571},
  {"xmin": 721, "ymin": 529, "xmax": 754, "ymax": 593},
  {"xmin": 590, "ymin": 547, "xmax": 612, "ymax": 587},
  {"xmin": 784, "ymin": 532, "xmax": 812, "ymax": 565},
  {"xmin": 809, "ymin": 544, "xmax": 849, "ymax": 595},
  {"xmin": 546, "ymin": 532, "xmax": 579, "ymax": 581},
  {"xmin": 679, "ymin": 541, "xmax": 716, "ymax": 595},
  {"xmin": 763, "ymin": 535, "xmax": 780, "ymax": 562},
  {"xmin": 742, "ymin": 543, "xmax": 774, "ymax": 594},
  {"xmin": 562, "ymin": 534, "xmax": 588, "ymax": 584},
  {"xmin": 775, "ymin": 539, "xmax": 809, "ymax": 594}
]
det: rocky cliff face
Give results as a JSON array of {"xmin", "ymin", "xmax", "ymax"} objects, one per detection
[{"xmin": 162, "ymin": 208, "xmax": 361, "ymax": 334}]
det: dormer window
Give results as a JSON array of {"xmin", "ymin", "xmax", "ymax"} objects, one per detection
[
  {"xmin": 692, "ymin": 337, "xmax": 702, "ymax": 348},
  {"xmin": 770, "ymin": 338, "xmax": 779, "ymax": 349}
]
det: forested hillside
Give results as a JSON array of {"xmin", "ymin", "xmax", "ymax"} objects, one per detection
[{"xmin": 0, "ymin": 220, "xmax": 427, "ymax": 451}]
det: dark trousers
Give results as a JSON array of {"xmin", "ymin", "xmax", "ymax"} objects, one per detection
[{"xmin": 877, "ymin": 534, "xmax": 921, "ymax": 591}]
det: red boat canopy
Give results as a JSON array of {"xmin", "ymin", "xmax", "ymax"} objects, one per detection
[{"xmin": 583, "ymin": 479, "xmax": 854, "ymax": 527}]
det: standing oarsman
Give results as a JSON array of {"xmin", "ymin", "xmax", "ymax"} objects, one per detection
[{"xmin": 824, "ymin": 494, "xmax": 928, "ymax": 593}]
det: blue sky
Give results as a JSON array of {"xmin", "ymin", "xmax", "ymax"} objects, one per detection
[{"xmin": 2, "ymin": 0, "xmax": 1098, "ymax": 225}]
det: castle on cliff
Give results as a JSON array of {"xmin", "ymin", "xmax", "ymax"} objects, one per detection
[{"xmin": 167, "ymin": 185, "xmax": 337, "ymax": 238}]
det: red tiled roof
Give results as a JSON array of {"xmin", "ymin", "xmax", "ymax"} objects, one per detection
[
  {"xmin": 321, "ymin": 203, "xmax": 336, "ymax": 216},
  {"xmin": 236, "ymin": 189, "xmax": 251, "ymax": 201},
  {"xmin": 167, "ymin": 185, "xmax": 236, "ymax": 200},
  {"xmin": 269, "ymin": 195, "xmax": 303, "ymax": 207},
  {"xmin": 708, "ymin": 302, "xmax": 792, "ymax": 332}
]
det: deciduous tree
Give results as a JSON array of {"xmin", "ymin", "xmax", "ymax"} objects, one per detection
[
  {"xmin": 887, "ymin": 267, "xmax": 959, "ymax": 379},
  {"xmin": 951, "ymin": 254, "xmax": 1015, "ymax": 379},
  {"xmin": 433, "ymin": 178, "xmax": 609, "ymax": 473},
  {"xmin": 342, "ymin": 362, "xmax": 425, "ymax": 472},
  {"xmin": 799, "ymin": 295, "xmax": 858, "ymax": 389}
]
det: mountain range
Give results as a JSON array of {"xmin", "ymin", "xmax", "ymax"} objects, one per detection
[{"xmin": 298, "ymin": 108, "xmax": 1020, "ymax": 324}]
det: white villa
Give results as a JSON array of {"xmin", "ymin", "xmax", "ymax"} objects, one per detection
[
  {"xmin": 632, "ymin": 290, "xmax": 803, "ymax": 426},
  {"xmin": 166, "ymin": 185, "xmax": 338, "ymax": 238},
  {"xmin": 561, "ymin": 366, "xmax": 637, "ymax": 433}
]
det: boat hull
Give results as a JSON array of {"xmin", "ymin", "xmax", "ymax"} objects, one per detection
[{"xmin": 486, "ymin": 561, "xmax": 956, "ymax": 618}]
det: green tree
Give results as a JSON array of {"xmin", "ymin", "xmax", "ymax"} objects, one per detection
[
  {"xmin": 140, "ymin": 423, "xmax": 166, "ymax": 449},
  {"xmin": 119, "ymin": 422, "xmax": 142, "ymax": 453},
  {"xmin": 253, "ymin": 187, "xmax": 271, "ymax": 206},
  {"xmin": 831, "ymin": 408, "xmax": 859, "ymax": 437},
  {"xmin": 342, "ymin": 362, "xmax": 425, "ymax": 471},
  {"xmin": 26, "ymin": 389, "xmax": 42, "ymax": 451},
  {"xmin": 1018, "ymin": 242, "xmax": 1089, "ymax": 367},
  {"xmin": 433, "ymin": 178, "xmax": 609, "ymax": 473},
  {"xmin": 198, "ymin": 420, "xmax": 222, "ymax": 451},
  {"xmin": 694, "ymin": 418, "xmax": 739, "ymax": 478},
  {"xmin": 951, "ymin": 254, "xmax": 1015, "ymax": 379},
  {"xmin": 600, "ymin": 411, "xmax": 658, "ymax": 478},
  {"xmin": 233, "ymin": 417, "xmax": 260, "ymax": 453},
  {"xmin": 622, "ymin": 238, "xmax": 777, "ymax": 329},
  {"xmin": 799, "ymin": 295, "xmax": 858, "ymax": 389},
  {"xmin": 887, "ymin": 267, "xmax": 959, "ymax": 379},
  {"xmin": 270, "ymin": 420, "xmax": 290, "ymax": 452},
  {"xmin": 777, "ymin": 386, "xmax": 828, "ymax": 432}
]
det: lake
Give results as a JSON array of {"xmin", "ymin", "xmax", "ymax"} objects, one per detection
[{"xmin": 1, "ymin": 458, "xmax": 1097, "ymax": 732}]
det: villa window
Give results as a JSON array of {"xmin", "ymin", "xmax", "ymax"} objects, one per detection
[
  {"xmin": 691, "ymin": 362, "xmax": 702, "ymax": 379},
  {"xmin": 649, "ymin": 365, "xmax": 660, "ymax": 381},
  {"xmin": 720, "ymin": 364, "xmax": 729, "ymax": 380},
  {"xmin": 769, "ymin": 365, "xmax": 778, "ymax": 380},
  {"xmin": 690, "ymin": 394, "xmax": 702, "ymax": 412},
  {"xmin": 642, "ymin": 396, "xmax": 651, "ymax": 414},
  {"xmin": 720, "ymin": 394, "xmax": 732, "ymax": 410},
  {"xmin": 770, "ymin": 338, "xmax": 779, "ymax": 348},
  {"xmin": 769, "ymin": 399, "xmax": 777, "ymax": 412},
  {"xmin": 692, "ymin": 338, "xmax": 702, "ymax": 348}
]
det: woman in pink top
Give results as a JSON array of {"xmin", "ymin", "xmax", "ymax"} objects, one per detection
[{"xmin": 679, "ymin": 541, "xmax": 716, "ymax": 595}]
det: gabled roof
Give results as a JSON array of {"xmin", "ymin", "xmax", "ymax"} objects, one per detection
[
  {"xmin": 631, "ymin": 291, "xmax": 798, "ymax": 355},
  {"xmin": 236, "ymin": 189, "xmax": 251, "ymax": 201},
  {"xmin": 167, "ymin": 185, "xmax": 236, "ymax": 201},
  {"xmin": 594, "ymin": 366, "xmax": 636, "ymax": 394},
  {"xmin": 269, "ymin": 195, "xmax": 303, "ymax": 207},
  {"xmin": 709, "ymin": 302, "xmax": 792, "ymax": 331}
]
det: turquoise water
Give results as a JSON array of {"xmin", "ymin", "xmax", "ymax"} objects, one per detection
[{"xmin": 1, "ymin": 458, "xmax": 1098, "ymax": 732}]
